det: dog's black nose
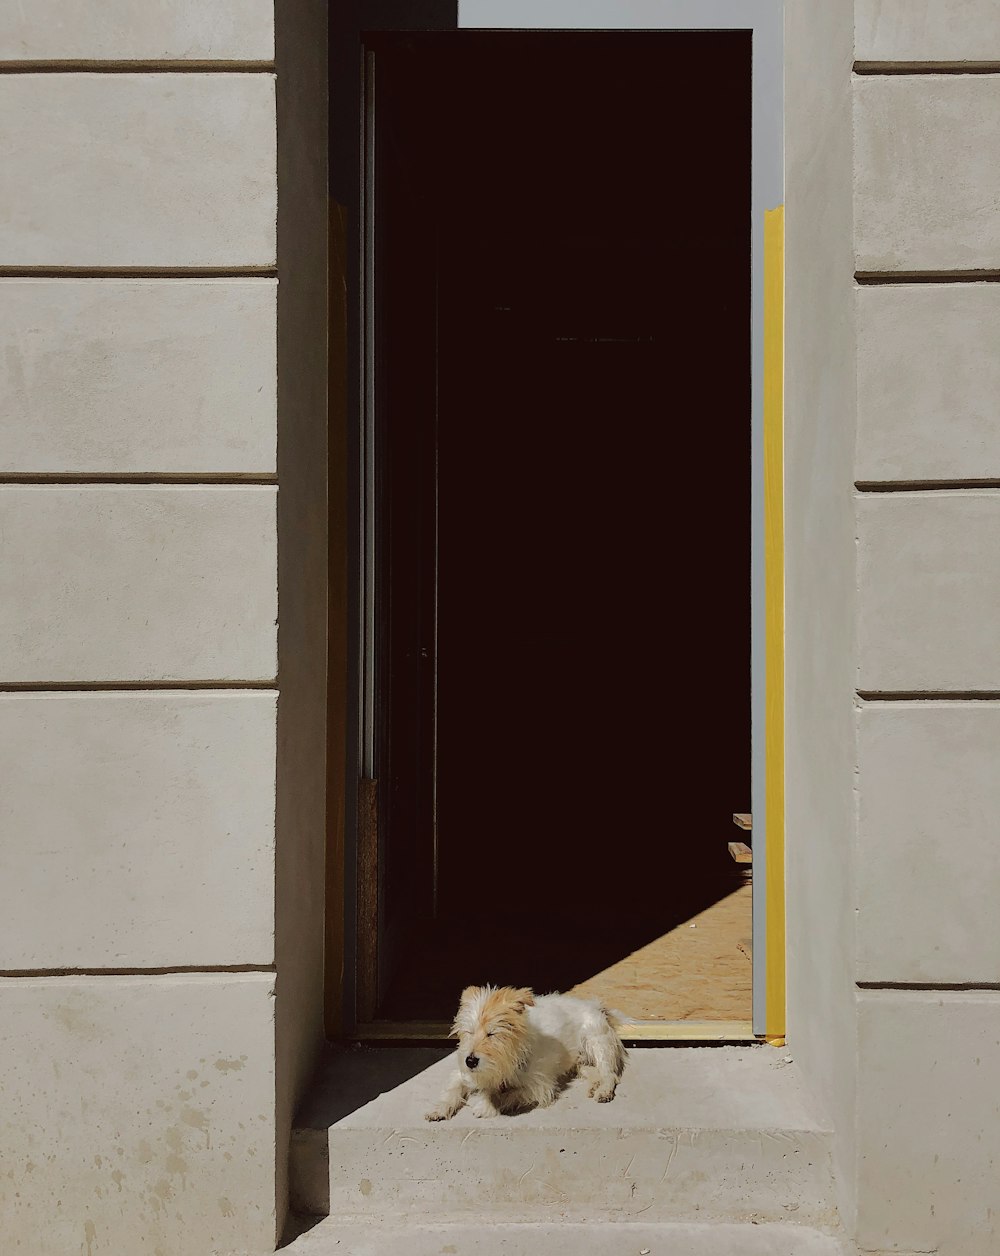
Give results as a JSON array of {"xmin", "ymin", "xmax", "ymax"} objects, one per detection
[{"xmin": 465, "ymin": 1054, "xmax": 479, "ymax": 1070}]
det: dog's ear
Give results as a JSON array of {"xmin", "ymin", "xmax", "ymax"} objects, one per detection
[
  {"xmin": 451, "ymin": 986, "xmax": 481, "ymax": 1035},
  {"xmin": 451, "ymin": 986, "xmax": 481, "ymax": 1037},
  {"xmin": 511, "ymin": 987, "xmax": 535, "ymax": 1013}
]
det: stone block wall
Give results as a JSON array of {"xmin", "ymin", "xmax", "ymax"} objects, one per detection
[
  {"xmin": 0, "ymin": 5, "xmax": 328, "ymax": 1252},
  {"xmin": 853, "ymin": 5, "xmax": 1000, "ymax": 1252},
  {"xmin": 7, "ymin": 4, "xmax": 1000, "ymax": 1253}
]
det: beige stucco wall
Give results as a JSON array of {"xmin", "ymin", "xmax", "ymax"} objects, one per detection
[
  {"xmin": 783, "ymin": 0, "xmax": 859, "ymax": 1234},
  {"xmin": 0, "ymin": 3, "xmax": 328, "ymax": 1252},
  {"xmin": 272, "ymin": 0, "xmax": 330, "ymax": 1234},
  {"xmin": 852, "ymin": 8, "xmax": 1000, "ymax": 1254},
  {"xmin": 1, "ymin": 279, "xmax": 277, "ymax": 474},
  {"xmin": 4, "ymin": 4, "xmax": 1000, "ymax": 1254},
  {"xmin": 0, "ymin": 1, "xmax": 275, "ymax": 61},
  {"xmin": 785, "ymin": 5, "xmax": 1000, "ymax": 1252},
  {"xmin": 856, "ymin": 0, "xmax": 1000, "ymax": 63}
]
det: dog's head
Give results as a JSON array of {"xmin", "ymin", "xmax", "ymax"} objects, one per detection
[{"xmin": 451, "ymin": 985, "xmax": 535, "ymax": 1088}]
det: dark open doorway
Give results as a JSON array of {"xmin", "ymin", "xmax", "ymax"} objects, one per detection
[{"xmin": 359, "ymin": 30, "xmax": 752, "ymax": 1026}]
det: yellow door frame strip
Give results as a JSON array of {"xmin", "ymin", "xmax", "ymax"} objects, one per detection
[{"xmin": 763, "ymin": 205, "xmax": 785, "ymax": 1043}]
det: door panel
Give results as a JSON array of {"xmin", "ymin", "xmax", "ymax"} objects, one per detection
[{"xmin": 371, "ymin": 31, "xmax": 751, "ymax": 1013}]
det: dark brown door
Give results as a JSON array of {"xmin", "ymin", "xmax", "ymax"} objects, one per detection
[{"xmin": 370, "ymin": 31, "xmax": 751, "ymax": 1019}]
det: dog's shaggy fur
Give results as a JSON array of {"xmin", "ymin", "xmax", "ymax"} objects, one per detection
[{"xmin": 425, "ymin": 985, "xmax": 627, "ymax": 1121}]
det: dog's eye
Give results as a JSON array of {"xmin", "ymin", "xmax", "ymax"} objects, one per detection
[{"xmin": 486, "ymin": 1031, "xmax": 496, "ymax": 1037}]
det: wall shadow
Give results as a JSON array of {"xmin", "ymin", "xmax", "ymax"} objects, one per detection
[{"xmin": 295, "ymin": 1043, "xmax": 452, "ymax": 1130}]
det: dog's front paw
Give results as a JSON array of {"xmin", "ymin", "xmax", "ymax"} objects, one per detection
[
  {"xmin": 468, "ymin": 1094, "xmax": 499, "ymax": 1119},
  {"xmin": 425, "ymin": 1106, "xmax": 452, "ymax": 1122},
  {"xmin": 589, "ymin": 1080, "xmax": 617, "ymax": 1103}
]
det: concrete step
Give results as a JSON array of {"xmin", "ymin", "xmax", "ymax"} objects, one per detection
[
  {"xmin": 290, "ymin": 1046, "xmax": 838, "ymax": 1228},
  {"xmin": 282, "ymin": 1219, "xmax": 853, "ymax": 1255}
]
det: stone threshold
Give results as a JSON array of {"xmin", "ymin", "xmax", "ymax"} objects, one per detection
[{"xmin": 289, "ymin": 1045, "xmax": 838, "ymax": 1230}]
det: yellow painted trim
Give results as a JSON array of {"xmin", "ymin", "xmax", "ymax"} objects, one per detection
[{"xmin": 764, "ymin": 205, "xmax": 786, "ymax": 1041}]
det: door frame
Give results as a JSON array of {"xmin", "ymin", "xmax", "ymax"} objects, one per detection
[{"xmin": 343, "ymin": 0, "xmax": 786, "ymax": 1043}]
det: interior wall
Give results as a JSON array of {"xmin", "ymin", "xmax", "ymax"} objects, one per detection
[
  {"xmin": 783, "ymin": 0, "xmax": 858, "ymax": 1231},
  {"xmin": 274, "ymin": 0, "xmax": 330, "ymax": 1238}
]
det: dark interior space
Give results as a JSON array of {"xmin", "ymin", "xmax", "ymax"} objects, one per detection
[{"xmin": 368, "ymin": 31, "xmax": 751, "ymax": 1021}]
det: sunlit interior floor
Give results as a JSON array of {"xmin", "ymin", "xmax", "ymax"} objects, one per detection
[{"xmin": 568, "ymin": 874, "xmax": 752, "ymax": 1022}]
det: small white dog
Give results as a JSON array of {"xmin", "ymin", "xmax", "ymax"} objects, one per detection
[{"xmin": 425, "ymin": 985, "xmax": 627, "ymax": 1121}]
